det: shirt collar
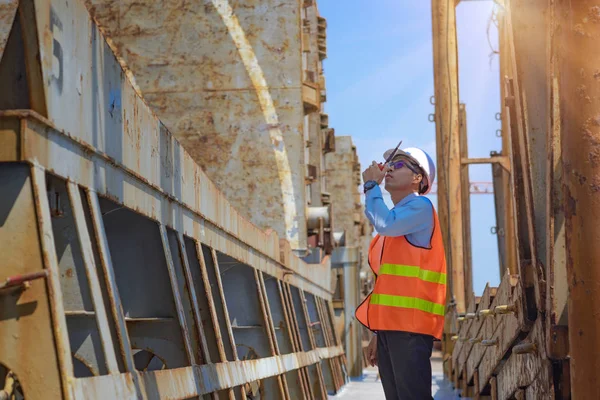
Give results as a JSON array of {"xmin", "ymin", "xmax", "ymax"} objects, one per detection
[{"xmin": 393, "ymin": 192, "xmax": 418, "ymax": 208}]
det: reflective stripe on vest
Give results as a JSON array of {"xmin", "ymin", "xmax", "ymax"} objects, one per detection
[
  {"xmin": 370, "ymin": 293, "xmax": 445, "ymax": 316},
  {"xmin": 379, "ymin": 263, "xmax": 447, "ymax": 285}
]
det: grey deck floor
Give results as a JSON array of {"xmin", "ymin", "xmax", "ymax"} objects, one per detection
[{"xmin": 328, "ymin": 351, "xmax": 464, "ymax": 400}]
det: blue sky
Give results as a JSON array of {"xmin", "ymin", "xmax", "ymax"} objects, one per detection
[{"xmin": 320, "ymin": 0, "xmax": 502, "ymax": 294}]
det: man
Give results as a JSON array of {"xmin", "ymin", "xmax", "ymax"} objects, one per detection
[{"xmin": 355, "ymin": 146, "xmax": 447, "ymax": 400}]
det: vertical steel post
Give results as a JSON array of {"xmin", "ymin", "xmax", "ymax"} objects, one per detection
[
  {"xmin": 331, "ymin": 247, "xmax": 362, "ymax": 378},
  {"xmin": 498, "ymin": 15, "xmax": 519, "ymax": 278},
  {"xmin": 459, "ymin": 104, "xmax": 473, "ymax": 307},
  {"xmin": 558, "ymin": 1, "xmax": 600, "ymax": 397},
  {"xmin": 431, "ymin": 0, "xmax": 466, "ymax": 313}
]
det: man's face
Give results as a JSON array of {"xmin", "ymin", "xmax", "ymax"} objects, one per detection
[{"xmin": 383, "ymin": 155, "xmax": 422, "ymax": 192}]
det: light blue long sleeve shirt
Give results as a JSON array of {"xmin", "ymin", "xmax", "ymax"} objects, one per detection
[{"xmin": 364, "ymin": 185, "xmax": 434, "ymax": 248}]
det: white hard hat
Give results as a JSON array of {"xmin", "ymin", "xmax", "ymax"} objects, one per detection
[{"xmin": 383, "ymin": 147, "xmax": 436, "ymax": 195}]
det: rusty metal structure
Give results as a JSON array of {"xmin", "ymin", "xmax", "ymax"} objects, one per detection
[
  {"xmin": 6, "ymin": 0, "xmax": 600, "ymax": 397},
  {"xmin": 437, "ymin": 0, "xmax": 599, "ymax": 398},
  {"xmin": 0, "ymin": 0, "xmax": 374, "ymax": 398},
  {"xmin": 81, "ymin": 0, "xmax": 334, "ymax": 256}
]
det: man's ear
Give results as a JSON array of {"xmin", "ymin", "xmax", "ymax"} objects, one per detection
[{"xmin": 413, "ymin": 174, "xmax": 423, "ymax": 184}]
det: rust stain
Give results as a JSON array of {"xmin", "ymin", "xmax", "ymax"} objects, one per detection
[
  {"xmin": 82, "ymin": 0, "xmax": 307, "ymax": 249},
  {"xmin": 1, "ymin": 1, "xmax": 347, "ymax": 397},
  {"xmin": 576, "ymin": 84, "xmax": 592, "ymax": 103},
  {"xmin": 589, "ymin": 5, "xmax": 600, "ymax": 23},
  {"xmin": 573, "ymin": 23, "xmax": 586, "ymax": 36}
]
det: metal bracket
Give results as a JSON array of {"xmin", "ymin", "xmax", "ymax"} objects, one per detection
[{"xmin": 461, "ymin": 155, "xmax": 511, "ymax": 173}]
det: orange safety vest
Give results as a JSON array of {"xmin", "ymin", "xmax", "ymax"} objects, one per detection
[{"xmin": 355, "ymin": 206, "xmax": 447, "ymax": 339}]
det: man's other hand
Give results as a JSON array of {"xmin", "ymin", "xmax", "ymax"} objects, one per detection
[
  {"xmin": 362, "ymin": 161, "xmax": 387, "ymax": 185},
  {"xmin": 367, "ymin": 335, "xmax": 378, "ymax": 367}
]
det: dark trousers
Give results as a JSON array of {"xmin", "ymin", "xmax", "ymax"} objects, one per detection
[{"xmin": 377, "ymin": 330, "xmax": 434, "ymax": 400}]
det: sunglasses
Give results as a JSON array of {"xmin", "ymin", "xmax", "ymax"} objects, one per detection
[{"xmin": 387, "ymin": 160, "xmax": 421, "ymax": 175}]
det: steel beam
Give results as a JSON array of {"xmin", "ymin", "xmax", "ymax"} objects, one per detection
[
  {"xmin": 431, "ymin": 0, "xmax": 466, "ymax": 313},
  {"xmin": 67, "ymin": 182, "xmax": 120, "ymax": 374},
  {"xmin": 458, "ymin": 105, "xmax": 473, "ymax": 308},
  {"xmin": 544, "ymin": 0, "xmax": 569, "ymax": 364},
  {"xmin": 69, "ymin": 346, "xmax": 344, "ymax": 399},
  {"xmin": 497, "ymin": 7, "xmax": 518, "ymax": 277},
  {"xmin": 31, "ymin": 166, "xmax": 74, "ymax": 399},
  {"xmin": 0, "ymin": 111, "xmax": 332, "ymax": 301},
  {"xmin": 331, "ymin": 246, "xmax": 362, "ymax": 378},
  {"xmin": 502, "ymin": 0, "xmax": 542, "ymax": 322},
  {"xmin": 460, "ymin": 156, "xmax": 511, "ymax": 173},
  {"xmin": 558, "ymin": 1, "xmax": 600, "ymax": 397}
]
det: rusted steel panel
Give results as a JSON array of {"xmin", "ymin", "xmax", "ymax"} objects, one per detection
[
  {"xmin": 502, "ymin": 1, "xmax": 542, "ymax": 313},
  {"xmin": 2, "ymin": 2, "xmax": 347, "ymax": 399},
  {"xmin": 524, "ymin": 361, "xmax": 553, "ymax": 399},
  {"xmin": 545, "ymin": 0, "xmax": 569, "ymax": 362},
  {"xmin": 67, "ymin": 182, "xmax": 120, "ymax": 374},
  {"xmin": 0, "ymin": 0, "xmax": 17, "ymax": 59},
  {"xmin": 176, "ymin": 233, "xmax": 213, "ymax": 364},
  {"xmin": 254, "ymin": 270, "xmax": 289, "ymax": 399},
  {"xmin": 491, "ymin": 164, "xmax": 509, "ymax": 276},
  {"xmin": 86, "ymin": 190, "xmax": 137, "ymax": 373},
  {"xmin": 17, "ymin": 0, "xmax": 324, "ymax": 286},
  {"xmin": 452, "ymin": 294, "xmax": 477, "ymax": 372},
  {"xmin": 282, "ymin": 283, "xmax": 313, "ymax": 397},
  {"xmin": 315, "ymin": 295, "xmax": 338, "ymax": 391},
  {"xmin": 299, "ymin": 290, "xmax": 328, "ymax": 398},
  {"xmin": 81, "ymin": 0, "xmax": 307, "ymax": 250},
  {"xmin": 559, "ymin": 0, "xmax": 600, "ymax": 396},
  {"xmin": 496, "ymin": 318, "xmax": 550, "ymax": 399},
  {"xmin": 0, "ymin": 117, "xmax": 20, "ymax": 161},
  {"xmin": 465, "ymin": 285, "xmax": 497, "ymax": 382},
  {"xmin": 496, "ymin": 18, "xmax": 518, "ymax": 278},
  {"xmin": 276, "ymin": 279, "xmax": 308, "ymax": 399},
  {"xmin": 159, "ymin": 225, "xmax": 197, "ymax": 365},
  {"xmin": 30, "ymin": 166, "xmax": 75, "ymax": 399},
  {"xmin": 457, "ymin": 293, "xmax": 487, "ymax": 379},
  {"xmin": 8, "ymin": 112, "xmax": 331, "ymax": 299},
  {"xmin": 510, "ymin": 0, "xmax": 550, "ymax": 269},
  {"xmin": 0, "ymin": 164, "xmax": 64, "ymax": 400},
  {"xmin": 71, "ymin": 346, "xmax": 344, "ymax": 399},
  {"xmin": 476, "ymin": 274, "xmax": 520, "ymax": 392}
]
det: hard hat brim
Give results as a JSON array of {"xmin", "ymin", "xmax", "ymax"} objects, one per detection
[{"xmin": 383, "ymin": 148, "xmax": 420, "ymax": 167}]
